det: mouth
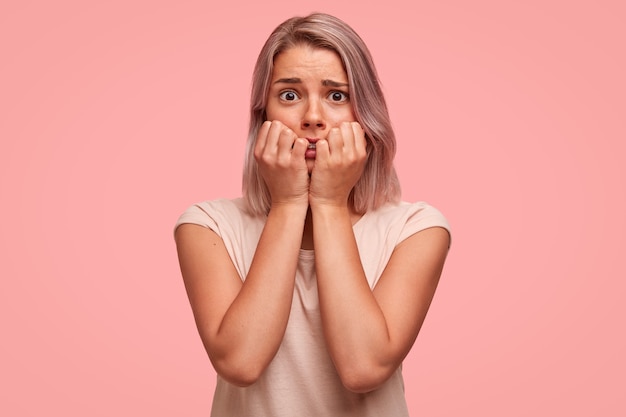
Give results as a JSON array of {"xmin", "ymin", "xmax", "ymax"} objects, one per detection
[
  {"xmin": 305, "ymin": 138, "xmax": 319, "ymax": 159},
  {"xmin": 306, "ymin": 138, "xmax": 320, "ymax": 148}
]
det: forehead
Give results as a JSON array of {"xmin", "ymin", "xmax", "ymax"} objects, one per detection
[{"xmin": 271, "ymin": 45, "xmax": 347, "ymax": 81}]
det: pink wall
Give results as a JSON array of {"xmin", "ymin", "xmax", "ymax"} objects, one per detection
[{"xmin": 1, "ymin": 1, "xmax": 624, "ymax": 415}]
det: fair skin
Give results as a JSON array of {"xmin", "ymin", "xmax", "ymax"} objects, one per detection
[{"xmin": 175, "ymin": 44, "xmax": 450, "ymax": 393}]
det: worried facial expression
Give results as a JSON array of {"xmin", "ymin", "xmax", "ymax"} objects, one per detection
[{"xmin": 265, "ymin": 45, "xmax": 356, "ymax": 171}]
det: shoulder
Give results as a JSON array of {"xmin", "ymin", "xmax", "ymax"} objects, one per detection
[
  {"xmin": 363, "ymin": 201, "xmax": 451, "ymax": 245},
  {"xmin": 174, "ymin": 198, "xmax": 262, "ymax": 235},
  {"xmin": 366, "ymin": 201, "xmax": 449, "ymax": 228}
]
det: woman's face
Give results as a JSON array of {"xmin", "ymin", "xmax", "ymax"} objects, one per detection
[{"xmin": 265, "ymin": 45, "xmax": 356, "ymax": 171}]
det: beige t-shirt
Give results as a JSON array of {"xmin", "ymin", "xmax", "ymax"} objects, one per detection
[{"xmin": 175, "ymin": 198, "xmax": 450, "ymax": 417}]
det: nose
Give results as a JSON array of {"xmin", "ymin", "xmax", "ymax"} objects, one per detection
[{"xmin": 301, "ymin": 99, "xmax": 326, "ymax": 130}]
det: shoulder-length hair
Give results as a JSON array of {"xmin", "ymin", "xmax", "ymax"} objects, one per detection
[{"xmin": 242, "ymin": 13, "xmax": 401, "ymax": 215}]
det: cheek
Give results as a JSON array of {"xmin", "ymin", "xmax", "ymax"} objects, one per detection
[
  {"xmin": 268, "ymin": 115, "xmax": 298, "ymax": 131},
  {"xmin": 265, "ymin": 105, "xmax": 297, "ymax": 125},
  {"xmin": 333, "ymin": 102, "xmax": 356, "ymax": 120},
  {"xmin": 330, "ymin": 108, "xmax": 356, "ymax": 125},
  {"xmin": 264, "ymin": 100, "xmax": 279, "ymax": 121},
  {"xmin": 264, "ymin": 104, "xmax": 276, "ymax": 121}
]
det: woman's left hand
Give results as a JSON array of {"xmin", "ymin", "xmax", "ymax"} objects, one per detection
[{"xmin": 309, "ymin": 121, "xmax": 367, "ymax": 208}]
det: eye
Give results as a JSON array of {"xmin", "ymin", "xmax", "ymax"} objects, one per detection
[
  {"xmin": 329, "ymin": 91, "xmax": 349, "ymax": 102},
  {"xmin": 279, "ymin": 90, "xmax": 299, "ymax": 101}
]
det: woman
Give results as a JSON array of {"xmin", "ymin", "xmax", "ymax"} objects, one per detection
[{"xmin": 175, "ymin": 13, "xmax": 450, "ymax": 416}]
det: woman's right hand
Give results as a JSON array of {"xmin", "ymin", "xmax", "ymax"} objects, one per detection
[{"xmin": 254, "ymin": 120, "xmax": 310, "ymax": 208}]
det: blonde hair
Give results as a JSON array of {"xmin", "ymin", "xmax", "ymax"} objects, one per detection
[{"xmin": 242, "ymin": 13, "xmax": 401, "ymax": 215}]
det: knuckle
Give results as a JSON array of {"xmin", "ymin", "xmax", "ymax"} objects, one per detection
[{"xmin": 259, "ymin": 152, "xmax": 273, "ymax": 164}]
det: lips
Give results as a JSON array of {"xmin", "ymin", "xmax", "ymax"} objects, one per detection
[
  {"xmin": 306, "ymin": 138, "xmax": 319, "ymax": 148},
  {"xmin": 305, "ymin": 138, "xmax": 319, "ymax": 158}
]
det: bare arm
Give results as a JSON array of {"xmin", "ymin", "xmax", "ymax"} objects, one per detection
[
  {"xmin": 312, "ymin": 208, "xmax": 449, "ymax": 393},
  {"xmin": 175, "ymin": 203, "xmax": 307, "ymax": 386},
  {"xmin": 175, "ymin": 121, "xmax": 310, "ymax": 386},
  {"xmin": 310, "ymin": 122, "xmax": 450, "ymax": 392}
]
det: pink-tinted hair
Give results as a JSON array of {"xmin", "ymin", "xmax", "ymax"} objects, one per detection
[{"xmin": 242, "ymin": 13, "xmax": 401, "ymax": 215}]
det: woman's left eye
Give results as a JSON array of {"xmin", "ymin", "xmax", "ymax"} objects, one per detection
[{"xmin": 328, "ymin": 91, "xmax": 349, "ymax": 102}]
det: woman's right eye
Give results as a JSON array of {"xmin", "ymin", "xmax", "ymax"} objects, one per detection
[{"xmin": 279, "ymin": 91, "xmax": 299, "ymax": 101}]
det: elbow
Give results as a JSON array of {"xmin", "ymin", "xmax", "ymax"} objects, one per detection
[
  {"xmin": 220, "ymin": 369, "xmax": 262, "ymax": 388},
  {"xmin": 210, "ymin": 355, "xmax": 267, "ymax": 387},
  {"xmin": 335, "ymin": 362, "xmax": 396, "ymax": 393},
  {"xmin": 202, "ymin": 337, "xmax": 271, "ymax": 387}
]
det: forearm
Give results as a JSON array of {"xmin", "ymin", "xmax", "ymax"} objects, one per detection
[
  {"xmin": 212, "ymin": 203, "xmax": 307, "ymax": 384},
  {"xmin": 311, "ymin": 204, "xmax": 394, "ymax": 391}
]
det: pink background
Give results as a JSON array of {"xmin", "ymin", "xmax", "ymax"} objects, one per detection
[{"xmin": 1, "ymin": 0, "xmax": 624, "ymax": 415}]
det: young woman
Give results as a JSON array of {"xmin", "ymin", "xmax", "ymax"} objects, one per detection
[{"xmin": 175, "ymin": 13, "xmax": 451, "ymax": 416}]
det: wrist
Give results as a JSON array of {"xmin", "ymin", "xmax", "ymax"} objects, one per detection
[
  {"xmin": 268, "ymin": 200, "xmax": 309, "ymax": 218},
  {"xmin": 309, "ymin": 201, "xmax": 352, "ymax": 221}
]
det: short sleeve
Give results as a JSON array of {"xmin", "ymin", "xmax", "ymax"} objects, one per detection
[
  {"xmin": 172, "ymin": 198, "xmax": 265, "ymax": 281},
  {"xmin": 174, "ymin": 203, "xmax": 219, "ymax": 233},
  {"xmin": 397, "ymin": 202, "xmax": 451, "ymax": 246}
]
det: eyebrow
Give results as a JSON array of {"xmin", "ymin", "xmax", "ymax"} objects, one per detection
[
  {"xmin": 273, "ymin": 78, "xmax": 349, "ymax": 88},
  {"xmin": 322, "ymin": 79, "xmax": 349, "ymax": 88}
]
